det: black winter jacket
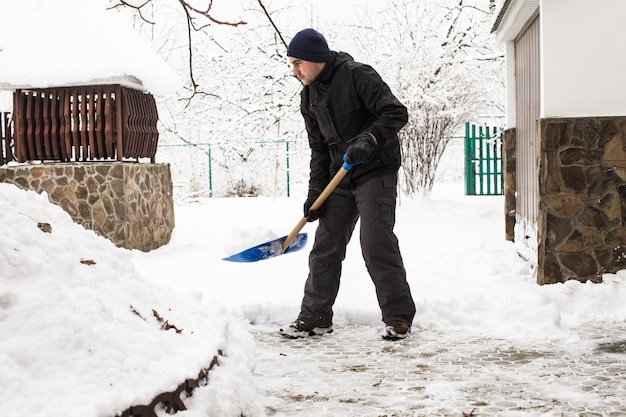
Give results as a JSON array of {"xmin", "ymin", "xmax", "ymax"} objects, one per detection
[{"xmin": 300, "ymin": 51, "xmax": 408, "ymax": 190}]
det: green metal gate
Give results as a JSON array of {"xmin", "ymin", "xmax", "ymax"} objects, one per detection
[{"xmin": 464, "ymin": 122, "xmax": 503, "ymax": 196}]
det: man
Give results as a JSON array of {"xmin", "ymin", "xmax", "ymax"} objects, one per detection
[{"xmin": 279, "ymin": 28, "xmax": 416, "ymax": 341}]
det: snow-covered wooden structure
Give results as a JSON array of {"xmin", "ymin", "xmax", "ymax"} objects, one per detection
[
  {"xmin": 0, "ymin": 2, "xmax": 181, "ymax": 251},
  {"xmin": 492, "ymin": 0, "xmax": 626, "ymax": 284}
]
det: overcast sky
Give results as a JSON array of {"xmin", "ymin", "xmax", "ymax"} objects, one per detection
[{"xmin": 0, "ymin": 0, "xmax": 384, "ymax": 49}]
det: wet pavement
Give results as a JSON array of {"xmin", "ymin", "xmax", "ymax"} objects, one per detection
[{"xmin": 252, "ymin": 323, "xmax": 626, "ymax": 417}]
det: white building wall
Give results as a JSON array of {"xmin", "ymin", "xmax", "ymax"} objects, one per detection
[
  {"xmin": 504, "ymin": 41, "xmax": 517, "ymax": 128},
  {"xmin": 493, "ymin": 0, "xmax": 539, "ymax": 129},
  {"xmin": 541, "ymin": 0, "xmax": 626, "ymax": 118}
]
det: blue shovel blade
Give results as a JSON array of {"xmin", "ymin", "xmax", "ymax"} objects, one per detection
[{"xmin": 222, "ymin": 233, "xmax": 308, "ymax": 262}]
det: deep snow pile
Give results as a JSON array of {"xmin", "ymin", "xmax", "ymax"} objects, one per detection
[{"xmin": 0, "ymin": 183, "xmax": 264, "ymax": 417}]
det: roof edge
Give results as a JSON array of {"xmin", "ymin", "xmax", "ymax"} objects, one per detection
[
  {"xmin": 491, "ymin": 0, "xmax": 512, "ymax": 33},
  {"xmin": 491, "ymin": 0, "xmax": 540, "ymax": 42},
  {"xmin": 0, "ymin": 75, "xmax": 145, "ymax": 93}
]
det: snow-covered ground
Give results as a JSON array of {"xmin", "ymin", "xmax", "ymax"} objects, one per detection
[
  {"xmin": 3, "ymin": 178, "xmax": 626, "ymax": 416},
  {"xmin": 0, "ymin": 183, "xmax": 264, "ymax": 417},
  {"xmin": 2, "ymin": 0, "xmax": 624, "ymax": 415}
]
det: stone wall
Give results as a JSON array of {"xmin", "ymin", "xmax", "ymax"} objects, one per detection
[
  {"xmin": 537, "ymin": 117, "xmax": 626, "ymax": 284},
  {"xmin": 0, "ymin": 162, "xmax": 175, "ymax": 251},
  {"xmin": 503, "ymin": 128, "xmax": 516, "ymax": 242}
]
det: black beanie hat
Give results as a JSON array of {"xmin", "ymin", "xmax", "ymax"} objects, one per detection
[{"xmin": 287, "ymin": 28, "xmax": 331, "ymax": 63}]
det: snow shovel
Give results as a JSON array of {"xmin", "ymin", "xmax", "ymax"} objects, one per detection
[{"xmin": 222, "ymin": 158, "xmax": 355, "ymax": 262}]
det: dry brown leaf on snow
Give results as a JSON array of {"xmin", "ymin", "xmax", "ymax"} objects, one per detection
[
  {"xmin": 37, "ymin": 222, "xmax": 52, "ymax": 233},
  {"xmin": 152, "ymin": 309, "xmax": 183, "ymax": 333},
  {"xmin": 152, "ymin": 309, "xmax": 164, "ymax": 323},
  {"xmin": 18, "ymin": 213, "xmax": 52, "ymax": 233},
  {"xmin": 80, "ymin": 259, "xmax": 96, "ymax": 265},
  {"xmin": 162, "ymin": 320, "xmax": 184, "ymax": 333}
]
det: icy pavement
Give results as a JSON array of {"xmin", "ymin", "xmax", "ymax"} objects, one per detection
[{"xmin": 251, "ymin": 323, "xmax": 626, "ymax": 416}]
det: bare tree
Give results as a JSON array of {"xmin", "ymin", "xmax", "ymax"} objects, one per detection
[
  {"xmin": 105, "ymin": 0, "xmax": 504, "ymax": 196},
  {"xmin": 108, "ymin": 0, "xmax": 301, "ymax": 140},
  {"xmin": 404, "ymin": 0, "xmax": 503, "ymax": 195},
  {"xmin": 109, "ymin": 0, "xmax": 291, "ymax": 102},
  {"xmin": 351, "ymin": 0, "xmax": 504, "ymax": 195},
  {"xmin": 109, "ymin": 0, "xmax": 247, "ymax": 98},
  {"xmin": 108, "ymin": 0, "xmax": 308, "ymax": 196}
]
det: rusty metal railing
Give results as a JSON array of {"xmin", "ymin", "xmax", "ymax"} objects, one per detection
[
  {"xmin": 117, "ymin": 351, "xmax": 222, "ymax": 417},
  {"xmin": 120, "ymin": 87, "xmax": 159, "ymax": 161},
  {"xmin": 10, "ymin": 85, "xmax": 159, "ymax": 164},
  {"xmin": 0, "ymin": 112, "xmax": 12, "ymax": 165}
]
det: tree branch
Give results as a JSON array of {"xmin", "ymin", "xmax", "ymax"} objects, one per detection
[
  {"xmin": 182, "ymin": 0, "xmax": 247, "ymax": 27},
  {"xmin": 110, "ymin": 0, "xmax": 247, "ymax": 27},
  {"xmin": 257, "ymin": 0, "xmax": 288, "ymax": 49},
  {"xmin": 109, "ymin": 0, "xmax": 155, "ymax": 24},
  {"xmin": 178, "ymin": 1, "xmax": 199, "ymax": 97}
]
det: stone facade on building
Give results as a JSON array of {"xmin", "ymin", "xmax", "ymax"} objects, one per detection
[
  {"xmin": 537, "ymin": 117, "xmax": 626, "ymax": 284},
  {"xmin": 503, "ymin": 128, "xmax": 516, "ymax": 243},
  {"xmin": 505, "ymin": 117, "xmax": 626, "ymax": 284}
]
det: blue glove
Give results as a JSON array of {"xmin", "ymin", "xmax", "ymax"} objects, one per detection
[{"xmin": 346, "ymin": 133, "xmax": 375, "ymax": 165}]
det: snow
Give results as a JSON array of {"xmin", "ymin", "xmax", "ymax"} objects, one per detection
[
  {"xmin": 2, "ymin": 180, "xmax": 626, "ymax": 416},
  {"xmin": 0, "ymin": 0, "xmax": 182, "ymax": 96},
  {"xmin": 1, "ymin": 0, "xmax": 626, "ymax": 415},
  {"xmin": 0, "ymin": 183, "xmax": 264, "ymax": 417}
]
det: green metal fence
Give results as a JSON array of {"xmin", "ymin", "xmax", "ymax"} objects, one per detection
[
  {"xmin": 156, "ymin": 140, "xmax": 307, "ymax": 199},
  {"xmin": 464, "ymin": 122, "xmax": 503, "ymax": 196}
]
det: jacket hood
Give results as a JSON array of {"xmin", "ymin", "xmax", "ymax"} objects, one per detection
[{"xmin": 316, "ymin": 51, "xmax": 353, "ymax": 84}]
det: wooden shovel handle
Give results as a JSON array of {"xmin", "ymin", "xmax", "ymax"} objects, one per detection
[{"xmin": 281, "ymin": 166, "xmax": 350, "ymax": 253}]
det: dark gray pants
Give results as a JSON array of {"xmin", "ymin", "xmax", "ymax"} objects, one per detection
[{"xmin": 298, "ymin": 172, "xmax": 416, "ymax": 327}]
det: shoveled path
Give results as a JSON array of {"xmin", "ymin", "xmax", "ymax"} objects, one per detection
[{"xmin": 251, "ymin": 323, "xmax": 626, "ymax": 416}]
